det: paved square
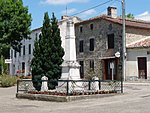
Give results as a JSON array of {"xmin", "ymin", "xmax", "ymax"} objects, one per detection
[{"xmin": 1, "ymin": 82, "xmax": 150, "ymax": 113}]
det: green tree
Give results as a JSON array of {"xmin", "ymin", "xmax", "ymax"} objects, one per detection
[
  {"xmin": 0, "ymin": 0, "xmax": 31, "ymax": 52},
  {"xmin": 126, "ymin": 13, "xmax": 134, "ymax": 19},
  {"xmin": 31, "ymin": 38, "xmax": 43, "ymax": 91},
  {"xmin": 31, "ymin": 12, "xmax": 64, "ymax": 91}
]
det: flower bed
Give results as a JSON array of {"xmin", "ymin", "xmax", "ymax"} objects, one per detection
[{"xmin": 27, "ymin": 90, "xmax": 117, "ymax": 96}]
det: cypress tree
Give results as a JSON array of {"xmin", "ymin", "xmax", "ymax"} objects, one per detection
[
  {"xmin": 31, "ymin": 37, "xmax": 43, "ymax": 91},
  {"xmin": 31, "ymin": 12, "xmax": 64, "ymax": 90}
]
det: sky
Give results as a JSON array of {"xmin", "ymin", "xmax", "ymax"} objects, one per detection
[{"xmin": 22, "ymin": 0, "xmax": 150, "ymax": 30}]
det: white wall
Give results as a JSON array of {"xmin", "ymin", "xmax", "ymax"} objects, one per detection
[
  {"xmin": 10, "ymin": 28, "xmax": 41, "ymax": 76},
  {"xmin": 126, "ymin": 48, "xmax": 150, "ymax": 80}
]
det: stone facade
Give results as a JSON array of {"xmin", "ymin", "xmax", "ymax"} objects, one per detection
[
  {"xmin": 75, "ymin": 16, "xmax": 150, "ymax": 80},
  {"xmin": 75, "ymin": 18, "xmax": 123, "ymax": 80}
]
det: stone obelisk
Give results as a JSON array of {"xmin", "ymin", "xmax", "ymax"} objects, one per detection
[{"xmin": 60, "ymin": 19, "xmax": 80, "ymax": 80}]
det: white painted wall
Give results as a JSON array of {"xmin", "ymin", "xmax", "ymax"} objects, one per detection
[
  {"xmin": 10, "ymin": 28, "xmax": 41, "ymax": 76},
  {"xmin": 126, "ymin": 48, "xmax": 150, "ymax": 79}
]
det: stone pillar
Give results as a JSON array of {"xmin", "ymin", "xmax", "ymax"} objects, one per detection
[
  {"xmin": 92, "ymin": 76, "xmax": 99, "ymax": 91},
  {"xmin": 41, "ymin": 76, "xmax": 48, "ymax": 91}
]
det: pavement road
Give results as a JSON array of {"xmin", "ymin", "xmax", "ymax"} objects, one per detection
[{"xmin": 0, "ymin": 82, "xmax": 150, "ymax": 113}]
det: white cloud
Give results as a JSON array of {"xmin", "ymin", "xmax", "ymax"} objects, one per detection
[
  {"xmin": 61, "ymin": 8, "xmax": 77, "ymax": 15},
  {"xmin": 41, "ymin": 0, "xmax": 89, "ymax": 5},
  {"xmin": 135, "ymin": 11, "xmax": 150, "ymax": 21},
  {"xmin": 79, "ymin": 9, "xmax": 97, "ymax": 18}
]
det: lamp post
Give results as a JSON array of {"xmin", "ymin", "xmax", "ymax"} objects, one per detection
[{"xmin": 122, "ymin": 0, "xmax": 126, "ymax": 82}]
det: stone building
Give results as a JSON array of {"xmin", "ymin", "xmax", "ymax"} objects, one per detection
[
  {"xmin": 10, "ymin": 16, "xmax": 81, "ymax": 76},
  {"xmin": 75, "ymin": 7, "xmax": 150, "ymax": 80}
]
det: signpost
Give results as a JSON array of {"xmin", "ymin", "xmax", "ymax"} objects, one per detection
[
  {"xmin": 5, "ymin": 59, "xmax": 12, "ymax": 74},
  {"xmin": 110, "ymin": 62, "xmax": 114, "ymax": 80},
  {"xmin": 5, "ymin": 59, "xmax": 12, "ymax": 64}
]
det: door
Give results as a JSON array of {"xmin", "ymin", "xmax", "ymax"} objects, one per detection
[
  {"xmin": 104, "ymin": 59, "xmax": 117, "ymax": 80},
  {"xmin": 138, "ymin": 57, "xmax": 147, "ymax": 79}
]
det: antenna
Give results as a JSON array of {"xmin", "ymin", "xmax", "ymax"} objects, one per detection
[{"xmin": 66, "ymin": 5, "xmax": 68, "ymax": 15}]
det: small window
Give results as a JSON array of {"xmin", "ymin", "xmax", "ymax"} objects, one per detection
[
  {"xmin": 90, "ymin": 24, "xmax": 93, "ymax": 30},
  {"xmin": 14, "ymin": 51, "xmax": 16, "ymax": 58},
  {"xmin": 108, "ymin": 34, "xmax": 114, "ymax": 49},
  {"xmin": 19, "ymin": 48, "xmax": 21, "ymax": 56},
  {"xmin": 79, "ymin": 40, "xmax": 84, "ymax": 52},
  {"xmin": 79, "ymin": 61, "xmax": 84, "ymax": 78},
  {"xmin": 22, "ymin": 62, "xmax": 25, "ymax": 70},
  {"xmin": 80, "ymin": 26, "xmax": 83, "ymax": 33},
  {"xmin": 147, "ymin": 51, "xmax": 150, "ymax": 55},
  {"xmin": 29, "ymin": 44, "xmax": 31, "ymax": 54},
  {"xmin": 90, "ymin": 60, "xmax": 94, "ymax": 70},
  {"xmin": 23, "ymin": 45, "xmax": 25, "ymax": 55},
  {"xmin": 35, "ymin": 33, "xmax": 38, "ymax": 38},
  {"xmin": 89, "ymin": 38, "xmax": 94, "ymax": 51},
  {"xmin": 11, "ymin": 50, "xmax": 13, "ymax": 58}
]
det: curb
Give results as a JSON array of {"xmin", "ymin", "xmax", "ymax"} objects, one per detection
[
  {"xmin": 16, "ymin": 93, "xmax": 118, "ymax": 102},
  {"xmin": 123, "ymin": 82, "xmax": 150, "ymax": 86}
]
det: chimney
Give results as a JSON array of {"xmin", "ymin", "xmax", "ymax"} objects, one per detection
[
  {"xmin": 107, "ymin": 7, "xmax": 117, "ymax": 18},
  {"xmin": 61, "ymin": 15, "xmax": 69, "ymax": 20}
]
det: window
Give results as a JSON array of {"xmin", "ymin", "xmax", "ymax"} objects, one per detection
[
  {"xmin": 22, "ymin": 62, "xmax": 25, "ymax": 71},
  {"xmin": 29, "ymin": 44, "xmax": 31, "ymax": 54},
  {"xmin": 23, "ymin": 45, "xmax": 25, "ymax": 55},
  {"xmin": 90, "ymin": 60, "xmax": 94, "ymax": 70},
  {"xmin": 19, "ymin": 48, "xmax": 21, "ymax": 56},
  {"xmin": 90, "ymin": 24, "xmax": 93, "ymax": 30},
  {"xmin": 11, "ymin": 50, "xmax": 13, "ymax": 58},
  {"xmin": 79, "ymin": 40, "xmax": 84, "ymax": 52},
  {"xmin": 79, "ymin": 26, "xmax": 83, "ymax": 33},
  {"xmin": 79, "ymin": 61, "xmax": 84, "ymax": 78},
  {"xmin": 89, "ymin": 38, "xmax": 94, "ymax": 51},
  {"xmin": 108, "ymin": 34, "xmax": 114, "ymax": 49},
  {"xmin": 35, "ymin": 33, "xmax": 38, "ymax": 38},
  {"xmin": 14, "ymin": 51, "xmax": 16, "ymax": 58}
]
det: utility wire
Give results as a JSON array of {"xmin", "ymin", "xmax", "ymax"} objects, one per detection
[
  {"xmin": 97, "ymin": 0, "xmax": 118, "ymax": 16},
  {"xmin": 70, "ymin": 0, "xmax": 114, "ymax": 16}
]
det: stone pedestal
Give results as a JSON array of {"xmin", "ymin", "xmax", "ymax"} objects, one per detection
[
  {"xmin": 41, "ymin": 76, "xmax": 48, "ymax": 91},
  {"xmin": 92, "ymin": 76, "xmax": 99, "ymax": 91}
]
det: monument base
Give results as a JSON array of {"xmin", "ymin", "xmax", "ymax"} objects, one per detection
[{"xmin": 57, "ymin": 61, "xmax": 82, "ymax": 93}]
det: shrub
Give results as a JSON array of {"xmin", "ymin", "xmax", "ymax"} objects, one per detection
[
  {"xmin": 84, "ymin": 68, "xmax": 96, "ymax": 80},
  {"xmin": 0, "ymin": 75, "xmax": 17, "ymax": 87}
]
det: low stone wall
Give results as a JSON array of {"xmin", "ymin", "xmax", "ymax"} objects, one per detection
[{"xmin": 16, "ymin": 93, "xmax": 117, "ymax": 102}]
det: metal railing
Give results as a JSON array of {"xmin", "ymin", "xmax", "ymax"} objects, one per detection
[{"xmin": 17, "ymin": 79, "xmax": 123, "ymax": 96}]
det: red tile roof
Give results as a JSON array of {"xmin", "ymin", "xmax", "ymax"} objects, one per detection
[
  {"xmin": 75, "ymin": 15, "xmax": 150, "ymax": 29},
  {"xmin": 127, "ymin": 37, "xmax": 150, "ymax": 48}
]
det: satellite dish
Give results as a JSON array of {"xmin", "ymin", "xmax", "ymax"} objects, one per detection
[{"xmin": 115, "ymin": 52, "xmax": 120, "ymax": 58}]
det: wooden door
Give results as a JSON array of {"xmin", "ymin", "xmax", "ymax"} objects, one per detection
[
  {"xmin": 104, "ymin": 59, "xmax": 117, "ymax": 80},
  {"xmin": 138, "ymin": 57, "xmax": 147, "ymax": 79}
]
